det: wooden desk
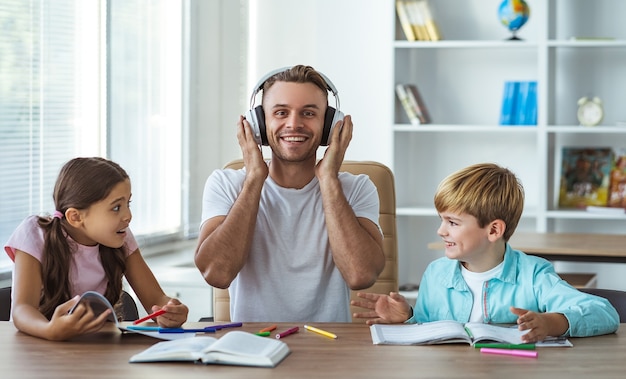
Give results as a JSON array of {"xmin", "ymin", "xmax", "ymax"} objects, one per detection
[
  {"xmin": 1, "ymin": 322, "xmax": 625, "ymax": 378},
  {"xmin": 428, "ymin": 232, "xmax": 626, "ymax": 264}
]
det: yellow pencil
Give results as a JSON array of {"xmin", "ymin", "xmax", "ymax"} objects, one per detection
[{"xmin": 304, "ymin": 324, "xmax": 337, "ymax": 339}]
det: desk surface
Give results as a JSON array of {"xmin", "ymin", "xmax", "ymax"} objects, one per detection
[
  {"xmin": 428, "ymin": 232, "xmax": 626, "ymax": 263},
  {"xmin": 1, "ymin": 322, "xmax": 625, "ymax": 378}
]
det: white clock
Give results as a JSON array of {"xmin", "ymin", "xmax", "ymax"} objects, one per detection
[{"xmin": 577, "ymin": 96, "xmax": 604, "ymax": 126}]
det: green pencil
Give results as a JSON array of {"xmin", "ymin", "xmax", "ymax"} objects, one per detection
[{"xmin": 473, "ymin": 343, "xmax": 535, "ymax": 350}]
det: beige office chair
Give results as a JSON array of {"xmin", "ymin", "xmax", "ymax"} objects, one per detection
[
  {"xmin": 0, "ymin": 287, "xmax": 10, "ymax": 321},
  {"xmin": 212, "ymin": 159, "xmax": 398, "ymax": 323},
  {"xmin": 579, "ymin": 287, "xmax": 626, "ymax": 323}
]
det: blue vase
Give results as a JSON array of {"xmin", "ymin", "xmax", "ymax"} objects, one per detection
[{"xmin": 498, "ymin": 0, "xmax": 530, "ymax": 40}]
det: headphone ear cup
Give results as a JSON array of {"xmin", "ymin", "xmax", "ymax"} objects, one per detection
[
  {"xmin": 245, "ymin": 106, "xmax": 268, "ymax": 145},
  {"xmin": 321, "ymin": 107, "xmax": 344, "ymax": 146}
]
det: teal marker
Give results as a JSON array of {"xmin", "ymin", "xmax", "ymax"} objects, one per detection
[
  {"xmin": 126, "ymin": 325, "xmax": 160, "ymax": 331},
  {"xmin": 474, "ymin": 343, "xmax": 535, "ymax": 350}
]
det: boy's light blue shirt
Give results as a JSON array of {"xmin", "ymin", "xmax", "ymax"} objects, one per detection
[{"xmin": 408, "ymin": 244, "xmax": 619, "ymax": 337}]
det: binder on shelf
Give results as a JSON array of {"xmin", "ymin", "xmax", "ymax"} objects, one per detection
[
  {"xmin": 499, "ymin": 81, "xmax": 519, "ymax": 126},
  {"xmin": 515, "ymin": 81, "xmax": 537, "ymax": 126},
  {"xmin": 395, "ymin": 0, "xmax": 417, "ymax": 41},
  {"xmin": 499, "ymin": 81, "xmax": 537, "ymax": 126},
  {"xmin": 515, "ymin": 81, "xmax": 530, "ymax": 125},
  {"xmin": 524, "ymin": 81, "xmax": 537, "ymax": 125}
]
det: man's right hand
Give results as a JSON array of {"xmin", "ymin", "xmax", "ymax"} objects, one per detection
[{"xmin": 237, "ymin": 115, "xmax": 268, "ymax": 182}]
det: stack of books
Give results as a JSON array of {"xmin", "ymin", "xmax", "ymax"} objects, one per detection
[
  {"xmin": 396, "ymin": 0, "xmax": 441, "ymax": 41},
  {"xmin": 499, "ymin": 81, "xmax": 537, "ymax": 126}
]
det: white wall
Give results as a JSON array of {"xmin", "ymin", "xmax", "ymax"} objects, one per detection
[{"xmin": 249, "ymin": 0, "xmax": 394, "ymax": 166}]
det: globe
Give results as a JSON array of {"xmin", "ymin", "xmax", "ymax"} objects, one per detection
[{"xmin": 498, "ymin": 0, "xmax": 530, "ymax": 40}]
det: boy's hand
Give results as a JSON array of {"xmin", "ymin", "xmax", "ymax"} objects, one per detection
[
  {"xmin": 351, "ymin": 292, "xmax": 411, "ymax": 325},
  {"xmin": 510, "ymin": 306, "xmax": 568, "ymax": 343}
]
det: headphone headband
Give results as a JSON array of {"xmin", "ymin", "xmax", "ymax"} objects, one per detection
[{"xmin": 249, "ymin": 66, "xmax": 340, "ymax": 110}]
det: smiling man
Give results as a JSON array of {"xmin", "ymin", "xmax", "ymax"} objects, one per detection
[{"xmin": 194, "ymin": 65, "xmax": 385, "ymax": 322}]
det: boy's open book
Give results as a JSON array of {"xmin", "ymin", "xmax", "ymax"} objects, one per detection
[
  {"xmin": 129, "ymin": 331, "xmax": 291, "ymax": 368},
  {"xmin": 370, "ymin": 320, "xmax": 572, "ymax": 347},
  {"xmin": 68, "ymin": 291, "xmax": 190, "ymax": 341}
]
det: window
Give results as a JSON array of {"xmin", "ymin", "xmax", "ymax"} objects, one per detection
[
  {"xmin": 0, "ymin": 0, "xmax": 186, "ymax": 272},
  {"xmin": 107, "ymin": 0, "xmax": 184, "ymax": 244}
]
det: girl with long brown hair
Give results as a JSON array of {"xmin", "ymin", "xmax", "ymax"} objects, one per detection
[{"xmin": 4, "ymin": 157, "xmax": 188, "ymax": 340}]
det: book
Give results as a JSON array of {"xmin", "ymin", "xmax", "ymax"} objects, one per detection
[
  {"xmin": 129, "ymin": 331, "xmax": 291, "ymax": 367},
  {"xmin": 370, "ymin": 321, "xmax": 528, "ymax": 346},
  {"xmin": 69, "ymin": 291, "xmax": 190, "ymax": 341},
  {"xmin": 558, "ymin": 147, "xmax": 613, "ymax": 208},
  {"xmin": 514, "ymin": 81, "xmax": 530, "ymax": 125},
  {"xmin": 395, "ymin": 0, "xmax": 416, "ymax": 41},
  {"xmin": 515, "ymin": 81, "xmax": 537, "ymax": 126},
  {"xmin": 396, "ymin": 83, "xmax": 421, "ymax": 125},
  {"xmin": 607, "ymin": 148, "xmax": 626, "ymax": 208},
  {"xmin": 404, "ymin": 0, "xmax": 429, "ymax": 41},
  {"xmin": 68, "ymin": 291, "xmax": 119, "ymax": 323},
  {"xmin": 416, "ymin": 0, "xmax": 441, "ymax": 41},
  {"xmin": 499, "ymin": 81, "xmax": 519, "ymax": 126},
  {"xmin": 499, "ymin": 81, "xmax": 537, "ymax": 126},
  {"xmin": 524, "ymin": 81, "xmax": 538, "ymax": 125},
  {"xmin": 404, "ymin": 83, "xmax": 431, "ymax": 124},
  {"xmin": 370, "ymin": 320, "xmax": 572, "ymax": 347}
]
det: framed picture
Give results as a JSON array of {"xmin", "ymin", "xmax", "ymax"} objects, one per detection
[{"xmin": 558, "ymin": 147, "xmax": 613, "ymax": 208}]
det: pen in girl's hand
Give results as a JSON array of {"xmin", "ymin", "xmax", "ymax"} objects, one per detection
[{"xmin": 133, "ymin": 309, "xmax": 166, "ymax": 325}]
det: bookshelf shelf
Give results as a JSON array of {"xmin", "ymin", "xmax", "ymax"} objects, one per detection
[
  {"xmin": 391, "ymin": 0, "xmax": 626, "ymax": 288},
  {"xmin": 547, "ymin": 40, "xmax": 626, "ymax": 48},
  {"xmin": 547, "ymin": 126, "xmax": 626, "ymax": 134},
  {"xmin": 394, "ymin": 124, "xmax": 539, "ymax": 132},
  {"xmin": 394, "ymin": 40, "xmax": 539, "ymax": 49}
]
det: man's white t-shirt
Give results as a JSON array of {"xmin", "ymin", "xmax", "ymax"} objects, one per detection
[{"xmin": 201, "ymin": 165, "xmax": 380, "ymax": 322}]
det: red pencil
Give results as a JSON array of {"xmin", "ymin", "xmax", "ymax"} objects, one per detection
[{"xmin": 133, "ymin": 309, "xmax": 166, "ymax": 325}]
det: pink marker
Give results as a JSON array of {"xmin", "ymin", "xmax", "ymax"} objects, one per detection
[
  {"xmin": 480, "ymin": 348, "xmax": 538, "ymax": 358},
  {"xmin": 276, "ymin": 326, "xmax": 299, "ymax": 339}
]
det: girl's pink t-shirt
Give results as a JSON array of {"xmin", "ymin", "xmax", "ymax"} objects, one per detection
[{"xmin": 4, "ymin": 215, "xmax": 138, "ymax": 296}]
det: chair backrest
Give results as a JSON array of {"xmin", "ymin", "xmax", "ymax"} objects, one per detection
[
  {"xmin": 120, "ymin": 290, "xmax": 140, "ymax": 321},
  {"xmin": 579, "ymin": 287, "xmax": 626, "ymax": 323},
  {"xmin": 0, "ymin": 287, "xmax": 139, "ymax": 322},
  {"xmin": 0, "ymin": 287, "xmax": 11, "ymax": 321},
  {"xmin": 213, "ymin": 159, "xmax": 398, "ymax": 323}
]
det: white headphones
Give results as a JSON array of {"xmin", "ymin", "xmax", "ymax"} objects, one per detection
[{"xmin": 244, "ymin": 66, "xmax": 344, "ymax": 146}]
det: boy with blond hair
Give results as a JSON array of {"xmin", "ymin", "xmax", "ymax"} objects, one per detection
[{"xmin": 352, "ymin": 163, "xmax": 619, "ymax": 342}]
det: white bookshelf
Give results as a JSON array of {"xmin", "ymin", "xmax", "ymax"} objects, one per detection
[{"xmin": 392, "ymin": 0, "xmax": 626, "ymax": 288}]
